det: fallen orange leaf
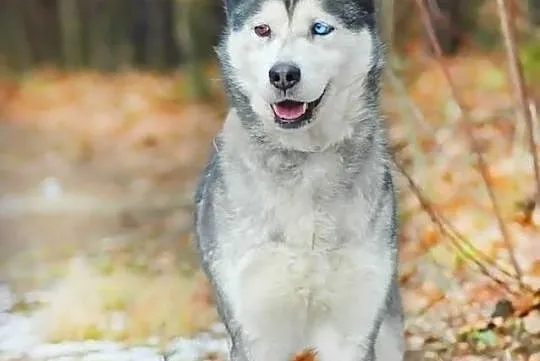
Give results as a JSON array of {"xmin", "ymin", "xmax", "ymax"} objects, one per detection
[{"xmin": 291, "ymin": 348, "xmax": 317, "ymax": 361}]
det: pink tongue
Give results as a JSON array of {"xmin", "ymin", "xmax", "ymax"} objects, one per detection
[{"xmin": 273, "ymin": 103, "xmax": 306, "ymax": 121}]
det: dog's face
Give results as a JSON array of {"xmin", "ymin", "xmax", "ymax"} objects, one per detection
[{"xmin": 219, "ymin": 0, "xmax": 381, "ymax": 151}]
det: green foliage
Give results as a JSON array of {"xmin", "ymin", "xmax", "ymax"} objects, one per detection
[
  {"xmin": 466, "ymin": 329, "xmax": 498, "ymax": 347},
  {"xmin": 521, "ymin": 39, "xmax": 540, "ymax": 83},
  {"xmin": 477, "ymin": 67, "xmax": 506, "ymax": 91}
]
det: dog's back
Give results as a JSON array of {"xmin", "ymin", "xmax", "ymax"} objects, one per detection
[{"xmin": 194, "ymin": 1, "xmax": 404, "ymax": 360}]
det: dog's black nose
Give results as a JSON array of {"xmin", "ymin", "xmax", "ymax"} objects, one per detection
[{"xmin": 269, "ymin": 63, "xmax": 301, "ymax": 91}]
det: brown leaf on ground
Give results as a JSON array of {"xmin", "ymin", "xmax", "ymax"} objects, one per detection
[{"xmin": 291, "ymin": 348, "xmax": 317, "ymax": 361}]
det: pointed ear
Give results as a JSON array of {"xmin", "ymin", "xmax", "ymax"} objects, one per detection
[
  {"xmin": 222, "ymin": 0, "xmax": 240, "ymax": 20},
  {"xmin": 353, "ymin": 0, "xmax": 375, "ymax": 14}
]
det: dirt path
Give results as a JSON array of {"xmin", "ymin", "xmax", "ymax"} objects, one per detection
[{"xmin": 0, "ymin": 119, "xmax": 218, "ymax": 288}]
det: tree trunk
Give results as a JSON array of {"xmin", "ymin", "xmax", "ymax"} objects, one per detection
[
  {"xmin": 424, "ymin": 0, "xmax": 462, "ymax": 55},
  {"xmin": 174, "ymin": 0, "xmax": 212, "ymax": 100},
  {"xmin": 58, "ymin": 0, "xmax": 82, "ymax": 68},
  {"xmin": 20, "ymin": 0, "xmax": 62, "ymax": 66},
  {"xmin": 0, "ymin": 0, "xmax": 32, "ymax": 70},
  {"xmin": 529, "ymin": 0, "xmax": 540, "ymax": 25}
]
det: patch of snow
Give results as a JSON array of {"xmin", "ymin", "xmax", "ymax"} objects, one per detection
[
  {"xmin": 0, "ymin": 283, "xmax": 14, "ymax": 313},
  {"xmin": 0, "ymin": 309, "xmax": 227, "ymax": 361},
  {"xmin": 28, "ymin": 341, "xmax": 123, "ymax": 359},
  {"xmin": 0, "ymin": 313, "xmax": 42, "ymax": 358},
  {"xmin": 0, "ymin": 284, "xmax": 228, "ymax": 361}
]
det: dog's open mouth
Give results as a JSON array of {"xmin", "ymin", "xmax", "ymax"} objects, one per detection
[{"xmin": 271, "ymin": 91, "xmax": 325, "ymax": 129}]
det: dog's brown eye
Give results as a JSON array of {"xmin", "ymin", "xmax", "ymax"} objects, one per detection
[{"xmin": 254, "ymin": 24, "xmax": 271, "ymax": 37}]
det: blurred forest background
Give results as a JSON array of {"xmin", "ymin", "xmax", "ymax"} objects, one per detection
[{"xmin": 1, "ymin": 0, "xmax": 540, "ymax": 360}]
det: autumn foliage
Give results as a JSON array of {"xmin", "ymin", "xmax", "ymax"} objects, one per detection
[{"xmin": 0, "ymin": 1, "xmax": 540, "ymax": 360}]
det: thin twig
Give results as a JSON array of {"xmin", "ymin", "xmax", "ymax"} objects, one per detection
[
  {"xmin": 395, "ymin": 160, "xmax": 531, "ymax": 297},
  {"xmin": 415, "ymin": 0, "xmax": 524, "ymax": 282},
  {"xmin": 382, "ymin": 34, "xmax": 523, "ymax": 289},
  {"xmin": 395, "ymin": 160, "xmax": 489, "ymax": 273},
  {"xmin": 530, "ymin": 98, "xmax": 540, "ymax": 144},
  {"xmin": 496, "ymin": 0, "xmax": 540, "ymax": 201}
]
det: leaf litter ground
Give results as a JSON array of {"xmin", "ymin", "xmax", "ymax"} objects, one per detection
[{"xmin": 0, "ymin": 54, "xmax": 539, "ymax": 360}]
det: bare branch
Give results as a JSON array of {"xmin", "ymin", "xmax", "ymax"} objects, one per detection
[
  {"xmin": 496, "ymin": 0, "xmax": 540, "ymax": 201},
  {"xmin": 415, "ymin": 0, "xmax": 524, "ymax": 282},
  {"xmin": 394, "ymin": 160, "xmax": 534, "ymax": 298}
]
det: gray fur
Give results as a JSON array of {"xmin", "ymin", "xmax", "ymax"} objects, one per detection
[{"xmin": 194, "ymin": 0, "xmax": 404, "ymax": 360}]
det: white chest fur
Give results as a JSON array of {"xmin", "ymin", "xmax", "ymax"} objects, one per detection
[{"xmin": 214, "ymin": 151, "xmax": 388, "ymax": 361}]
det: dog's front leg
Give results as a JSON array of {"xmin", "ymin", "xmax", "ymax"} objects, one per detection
[
  {"xmin": 310, "ymin": 250, "xmax": 394, "ymax": 361},
  {"xmin": 223, "ymin": 246, "xmax": 310, "ymax": 361}
]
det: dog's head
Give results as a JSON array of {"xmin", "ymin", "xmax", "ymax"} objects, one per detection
[{"xmin": 218, "ymin": 0, "xmax": 383, "ymax": 151}]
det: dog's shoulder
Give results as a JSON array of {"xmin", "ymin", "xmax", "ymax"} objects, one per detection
[
  {"xmin": 193, "ymin": 134, "xmax": 225, "ymax": 257},
  {"xmin": 194, "ymin": 136, "xmax": 224, "ymax": 204}
]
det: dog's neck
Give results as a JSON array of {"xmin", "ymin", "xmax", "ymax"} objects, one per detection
[{"xmin": 220, "ymin": 108, "xmax": 385, "ymax": 178}]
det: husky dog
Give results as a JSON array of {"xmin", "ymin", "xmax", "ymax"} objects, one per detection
[{"xmin": 194, "ymin": 0, "xmax": 404, "ymax": 360}]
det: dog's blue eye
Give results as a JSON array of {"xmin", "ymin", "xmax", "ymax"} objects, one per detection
[{"xmin": 311, "ymin": 22, "xmax": 334, "ymax": 36}]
